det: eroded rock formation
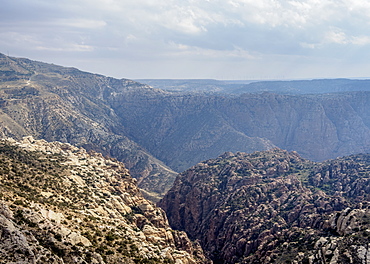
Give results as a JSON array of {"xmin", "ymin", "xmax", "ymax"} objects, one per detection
[
  {"xmin": 0, "ymin": 136, "xmax": 208, "ymax": 263},
  {"xmin": 159, "ymin": 149, "xmax": 370, "ymax": 263}
]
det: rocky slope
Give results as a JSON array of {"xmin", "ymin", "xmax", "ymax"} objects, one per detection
[
  {"xmin": 2, "ymin": 53, "xmax": 370, "ymax": 193},
  {"xmin": 159, "ymin": 149, "xmax": 370, "ymax": 263},
  {"xmin": 0, "ymin": 53, "xmax": 177, "ymax": 200},
  {"xmin": 0, "ymin": 136, "xmax": 208, "ymax": 263},
  {"xmin": 109, "ymin": 92, "xmax": 275, "ymax": 172},
  {"xmin": 114, "ymin": 89, "xmax": 370, "ymax": 172}
]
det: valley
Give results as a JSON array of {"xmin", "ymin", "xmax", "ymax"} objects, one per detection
[
  {"xmin": 1, "ymin": 53, "xmax": 370, "ymax": 194},
  {"xmin": 1, "ymin": 53, "xmax": 370, "ymax": 263}
]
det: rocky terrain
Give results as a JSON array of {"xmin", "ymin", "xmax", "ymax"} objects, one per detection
[
  {"xmin": 0, "ymin": 136, "xmax": 208, "ymax": 263},
  {"xmin": 2, "ymin": 54, "xmax": 370, "ymax": 263},
  {"xmin": 0, "ymin": 53, "xmax": 177, "ymax": 201},
  {"xmin": 159, "ymin": 149, "xmax": 370, "ymax": 263},
  {"xmin": 115, "ymin": 90, "xmax": 370, "ymax": 172},
  {"xmin": 1, "ymin": 53, "xmax": 370, "ymax": 197}
]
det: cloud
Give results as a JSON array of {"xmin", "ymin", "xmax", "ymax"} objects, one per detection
[
  {"xmin": 2, "ymin": 0, "xmax": 370, "ymax": 79},
  {"xmin": 325, "ymin": 28, "xmax": 348, "ymax": 44},
  {"xmin": 168, "ymin": 42, "xmax": 257, "ymax": 60},
  {"xmin": 351, "ymin": 35, "xmax": 370, "ymax": 45},
  {"xmin": 56, "ymin": 19, "xmax": 107, "ymax": 29},
  {"xmin": 35, "ymin": 44, "xmax": 94, "ymax": 52},
  {"xmin": 301, "ymin": 27, "xmax": 370, "ymax": 48}
]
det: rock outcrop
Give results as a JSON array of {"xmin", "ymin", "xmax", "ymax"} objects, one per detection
[
  {"xmin": 2, "ymin": 53, "xmax": 370, "ymax": 198},
  {"xmin": 113, "ymin": 89, "xmax": 370, "ymax": 172},
  {"xmin": 0, "ymin": 53, "xmax": 177, "ymax": 201},
  {"xmin": 159, "ymin": 149, "xmax": 370, "ymax": 263},
  {"xmin": 0, "ymin": 136, "xmax": 208, "ymax": 263}
]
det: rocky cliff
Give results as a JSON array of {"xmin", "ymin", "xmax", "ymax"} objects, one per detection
[
  {"xmin": 0, "ymin": 53, "xmax": 177, "ymax": 200},
  {"xmin": 159, "ymin": 149, "xmax": 370, "ymax": 263},
  {"xmin": 113, "ymin": 89, "xmax": 370, "ymax": 172},
  {"xmin": 2, "ymin": 53, "xmax": 370, "ymax": 196},
  {"xmin": 0, "ymin": 136, "xmax": 208, "ymax": 263}
]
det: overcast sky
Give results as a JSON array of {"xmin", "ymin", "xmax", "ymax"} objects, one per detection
[{"xmin": 2, "ymin": 0, "xmax": 370, "ymax": 80}]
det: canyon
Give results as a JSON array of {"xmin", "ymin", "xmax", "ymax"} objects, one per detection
[
  {"xmin": 159, "ymin": 149, "xmax": 370, "ymax": 263},
  {"xmin": 1, "ymin": 53, "xmax": 370, "ymax": 199},
  {"xmin": 1, "ymin": 53, "xmax": 370, "ymax": 263}
]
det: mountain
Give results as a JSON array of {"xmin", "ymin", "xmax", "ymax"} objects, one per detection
[
  {"xmin": 110, "ymin": 91, "xmax": 275, "ymax": 172},
  {"xmin": 113, "ymin": 90, "xmax": 370, "ymax": 171},
  {"xmin": 0, "ymin": 136, "xmax": 208, "ymax": 263},
  {"xmin": 1, "ymin": 53, "xmax": 370, "ymax": 194},
  {"xmin": 159, "ymin": 149, "xmax": 370, "ymax": 263},
  {"xmin": 232, "ymin": 79, "xmax": 370, "ymax": 95},
  {"xmin": 0, "ymin": 53, "xmax": 177, "ymax": 201},
  {"xmin": 135, "ymin": 79, "xmax": 248, "ymax": 94},
  {"xmin": 138, "ymin": 78, "xmax": 370, "ymax": 95}
]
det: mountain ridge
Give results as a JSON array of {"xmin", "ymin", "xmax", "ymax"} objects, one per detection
[
  {"xmin": 113, "ymin": 89, "xmax": 370, "ymax": 171},
  {"xmin": 0, "ymin": 53, "xmax": 178, "ymax": 200},
  {"xmin": 159, "ymin": 149, "xmax": 370, "ymax": 263},
  {"xmin": 138, "ymin": 78, "xmax": 370, "ymax": 95},
  {"xmin": 1, "ymin": 53, "xmax": 370, "ymax": 198}
]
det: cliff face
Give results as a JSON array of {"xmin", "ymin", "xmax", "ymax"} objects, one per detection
[
  {"xmin": 159, "ymin": 149, "xmax": 370, "ymax": 263},
  {"xmin": 108, "ymin": 92, "xmax": 275, "ymax": 172},
  {"xmin": 113, "ymin": 90, "xmax": 370, "ymax": 172},
  {"xmin": 0, "ymin": 136, "xmax": 207, "ymax": 264},
  {"xmin": 2, "ymin": 53, "xmax": 370, "ymax": 197},
  {"xmin": 0, "ymin": 53, "xmax": 177, "ymax": 200},
  {"xmin": 225, "ymin": 92, "xmax": 370, "ymax": 161}
]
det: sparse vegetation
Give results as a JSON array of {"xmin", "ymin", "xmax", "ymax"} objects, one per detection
[
  {"xmin": 160, "ymin": 148, "xmax": 370, "ymax": 264},
  {"xmin": 0, "ymin": 138, "xmax": 202, "ymax": 263}
]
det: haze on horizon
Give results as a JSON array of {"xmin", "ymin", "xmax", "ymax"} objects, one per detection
[{"xmin": 1, "ymin": 0, "xmax": 370, "ymax": 80}]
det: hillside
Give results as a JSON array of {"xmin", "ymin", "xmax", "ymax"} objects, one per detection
[
  {"xmin": 0, "ymin": 53, "xmax": 177, "ymax": 200},
  {"xmin": 1, "ymin": 53, "xmax": 370, "ymax": 194},
  {"xmin": 159, "ymin": 149, "xmax": 370, "ymax": 263},
  {"xmin": 0, "ymin": 136, "xmax": 207, "ymax": 263},
  {"xmin": 114, "ymin": 90, "xmax": 370, "ymax": 171}
]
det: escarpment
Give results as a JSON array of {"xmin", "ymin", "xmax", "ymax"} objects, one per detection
[
  {"xmin": 0, "ymin": 53, "xmax": 178, "ymax": 201},
  {"xmin": 159, "ymin": 149, "xmax": 370, "ymax": 264},
  {"xmin": 2, "ymin": 53, "xmax": 370, "ymax": 201}
]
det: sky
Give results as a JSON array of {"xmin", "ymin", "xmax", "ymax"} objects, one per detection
[{"xmin": 2, "ymin": 0, "xmax": 370, "ymax": 80}]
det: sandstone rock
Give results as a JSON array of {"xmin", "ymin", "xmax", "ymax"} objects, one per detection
[
  {"xmin": 0, "ymin": 138, "xmax": 207, "ymax": 263},
  {"xmin": 160, "ymin": 149, "xmax": 370, "ymax": 263}
]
